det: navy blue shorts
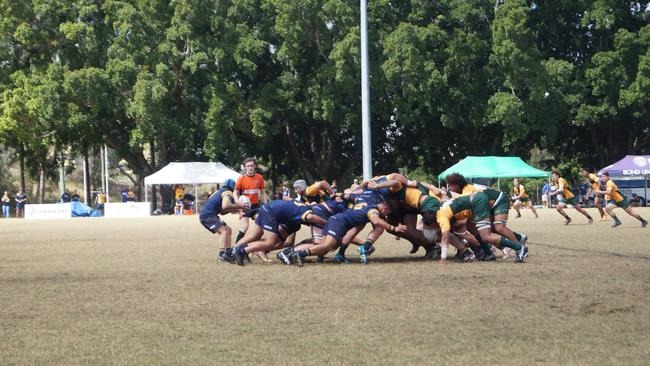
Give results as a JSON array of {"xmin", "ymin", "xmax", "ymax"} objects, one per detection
[
  {"xmin": 199, "ymin": 216, "xmax": 225, "ymax": 233},
  {"xmin": 255, "ymin": 208, "xmax": 280, "ymax": 233},
  {"xmin": 242, "ymin": 203, "xmax": 260, "ymax": 218},
  {"xmin": 323, "ymin": 216, "xmax": 348, "ymax": 243}
]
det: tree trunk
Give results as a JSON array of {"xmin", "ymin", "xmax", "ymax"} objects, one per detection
[
  {"xmin": 84, "ymin": 152, "xmax": 91, "ymax": 205},
  {"xmin": 149, "ymin": 140, "xmax": 157, "ymax": 211},
  {"xmin": 19, "ymin": 144, "xmax": 26, "ymax": 190},
  {"xmin": 38, "ymin": 167, "xmax": 45, "ymax": 204}
]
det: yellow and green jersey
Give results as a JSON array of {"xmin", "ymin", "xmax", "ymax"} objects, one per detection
[
  {"xmin": 605, "ymin": 180, "xmax": 625, "ymax": 203},
  {"xmin": 557, "ymin": 178, "xmax": 574, "ymax": 199},
  {"xmin": 514, "ymin": 184, "xmax": 528, "ymax": 199}
]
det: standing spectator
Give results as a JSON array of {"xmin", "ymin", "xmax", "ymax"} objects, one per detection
[
  {"xmin": 331, "ymin": 180, "xmax": 338, "ymax": 193},
  {"xmin": 15, "ymin": 188, "xmax": 27, "ymax": 218},
  {"xmin": 60, "ymin": 190, "xmax": 71, "ymax": 203},
  {"xmin": 2, "ymin": 191, "xmax": 10, "ymax": 218},
  {"xmin": 126, "ymin": 186, "xmax": 136, "ymax": 202},
  {"xmin": 630, "ymin": 194, "xmax": 647, "ymax": 207},
  {"xmin": 121, "ymin": 188, "xmax": 128, "ymax": 202},
  {"xmin": 71, "ymin": 190, "xmax": 80, "ymax": 202},
  {"xmin": 281, "ymin": 182, "xmax": 292, "ymax": 201},
  {"xmin": 174, "ymin": 185, "xmax": 185, "ymax": 202},
  {"xmin": 95, "ymin": 189, "xmax": 106, "ymax": 213},
  {"xmin": 542, "ymin": 182, "xmax": 550, "ymax": 208}
]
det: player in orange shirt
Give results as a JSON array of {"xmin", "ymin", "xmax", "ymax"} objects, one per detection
[
  {"xmin": 234, "ymin": 158, "xmax": 269, "ymax": 258},
  {"xmin": 592, "ymin": 171, "xmax": 647, "ymax": 228}
]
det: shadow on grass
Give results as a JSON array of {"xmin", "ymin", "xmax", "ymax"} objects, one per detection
[{"xmin": 533, "ymin": 242, "xmax": 650, "ymax": 261}]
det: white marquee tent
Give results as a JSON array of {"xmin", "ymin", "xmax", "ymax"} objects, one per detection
[{"xmin": 143, "ymin": 162, "xmax": 241, "ymax": 203}]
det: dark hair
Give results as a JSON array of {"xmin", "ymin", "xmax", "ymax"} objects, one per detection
[
  {"xmin": 601, "ymin": 171, "xmax": 609, "ymax": 177},
  {"xmin": 445, "ymin": 172, "xmax": 467, "ymax": 190},
  {"xmin": 552, "ymin": 170, "xmax": 560, "ymax": 176},
  {"xmin": 243, "ymin": 157, "xmax": 256, "ymax": 165}
]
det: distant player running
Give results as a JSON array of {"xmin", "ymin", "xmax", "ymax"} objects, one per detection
[
  {"xmin": 548, "ymin": 171, "xmax": 593, "ymax": 225},
  {"xmin": 580, "ymin": 169, "xmax": 608, "ymax": 221},
  {"xmin": 199, "ymin": 179, "xmax": 250, "ymax": 262},
  {"xmin": 592, "ymin": 172, "xmax": 647, "ymax": 228},
  {"xmin": 512, "ymin": 178, "xmax": 538, "ymax": 218}
]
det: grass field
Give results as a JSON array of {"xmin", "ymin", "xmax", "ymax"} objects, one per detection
[{"xmin": 1, "ymin": 208, "xmax": 649, "ymax": 365}]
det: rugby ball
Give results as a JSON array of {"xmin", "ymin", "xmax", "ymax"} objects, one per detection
[{"xmin": 238, "ymin": 195, "xmax": 251, "ymax": 209}]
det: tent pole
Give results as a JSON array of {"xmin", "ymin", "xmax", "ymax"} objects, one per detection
[
  {"xmin": 145, "ymin": 185, "xmax": 148, "ymax": 203},
  {"xmin": 548, "ymin": 176, "xmax": 552, "ymax": 208},
  {"xmin": 497, "ymin": 178, "xmax": 500, "ymax": 190},
  {"xmin": 645, "ymin": 176, "xmax": 648, "ymax": 207},
  {"xmin": 195, "ymin": 184, "xmax": 198, "ymax": 214}
]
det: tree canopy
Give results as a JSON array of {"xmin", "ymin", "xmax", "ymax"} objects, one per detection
[{"xmin": 1, "ymin": 0, "xmax": 648, "ymax": 191}]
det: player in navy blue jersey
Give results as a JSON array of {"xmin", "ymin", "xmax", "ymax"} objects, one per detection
[
  {"xmin": 232, "ymin": 200, "xmax": 326, "ymax": 266},
  {"xmin": 199, "ymin": 179, "xmax": 250, "ymax": 262},
  {"xmin": 290, "ymin": 200, "xmax": 406, "ymax": 266}
]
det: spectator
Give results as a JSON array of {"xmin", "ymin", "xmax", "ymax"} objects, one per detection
[
  {"xmin": 95, "ymin": 189, "xmax": 106, "ymax": 212},
  {"xmin": 174, "ymin": 184, "xmax": 185, "ymax": 202},
  {"xmin": 60, "ymin": 190, "xmax": 71, "ymax": 203},
  {"xmin": 174, "ymin": 197, "xmax": 184, "ymax": 215},
  {"xmin": 15, "ymin": 188, "xmax": 27, "ymax": 218},
  {"xmin": 2, "ymin": 191, "xmax": 10, "ymax": 218},
  {"xmin": 126, "ymin": 186, "xmax": 136, "ymax": 202},
  {"xmin": 332, "ymin": 180, "xmax": 338, "ymax": 193},
  {"xmin": 120, "ymin": 188, "xmax": 128, "ymax": 202},
  {"xmin": 542, "ymin": 182, "xmax": 550, "ymax": 208},
  {"xmin": 71, "ymin": 190, "xmax": 80, "ymax": 202},
  {"xmin": 281, "ymin": 182, "xmax": 292, "ymax": 201}
]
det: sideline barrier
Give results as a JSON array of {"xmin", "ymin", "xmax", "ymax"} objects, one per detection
[
  {"xmin": 25, "ymin": 203, "xmax": 72, "ymax": 219},
  {"xmin": 104, "ymin": 202, "xmax": 150, "ymax": 218}
]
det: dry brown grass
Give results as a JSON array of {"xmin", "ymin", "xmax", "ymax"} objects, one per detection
[{"xmin": 1, "ymin": 207, "xmax": 649, "ymax": 365}]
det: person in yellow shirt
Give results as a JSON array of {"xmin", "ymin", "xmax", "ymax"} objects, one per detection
[
  {"xmin": 95, "ymin": 189, "xmax": 106, "ymax": 214},
  {"xmin": 580, "ymin": 169, "xmax": 607, "ymax": 221},
  {"xmin": 511, "ymin": 178, "xmax": 539, "ymax": 218},
  {"xmin": 548, "ymin": 171, "xmax": 593, "ymax": 225},
  {"xmin": 593, "ymin": 172, "xmax": 647, "ymax": 228}
]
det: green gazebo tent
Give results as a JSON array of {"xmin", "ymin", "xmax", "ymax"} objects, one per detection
[{"xmin": 438, "ymin": 156, "xmax": 550, "ymax": 179}]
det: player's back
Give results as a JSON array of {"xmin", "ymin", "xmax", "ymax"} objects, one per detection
[
  {"xmin": 200, "ymin": 188, "xmax": 231, "ymax": 218},
  {"xmin": 265, "ymin": 200, "xmax": 311, "ymax": 223}
]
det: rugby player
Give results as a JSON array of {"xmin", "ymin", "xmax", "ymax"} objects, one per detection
[
  {"xmin": 512, "ymin": 178, "xmax": 539, "ymax": 218},
  {"xmin": 548, "ymin": 171, "xmax": 593, "ymax": 225},
  {"xmin": 437, "ymin": 192, "xmax": 529, "ymax": 263},
  {"xmin": 198, "ymin": 179, "xmax": 251, "ymax": 262},
  {"xmin": 290, "ymin": 200, "xmax": 407, "ymax": 266},
  {"xmin": 234, "ymin": 157, "xmax": 269, "ymax": 260},
  {"xmin": 581, "ymin": 169, "xmax": 607, "ymax": 221},
  {"xmin": 593, "ymin": 172, "xmax": 647, "ymax": 228},
  {"xmin": 232, "ymin": 200, "xmax": 327, "ymax": 265}
]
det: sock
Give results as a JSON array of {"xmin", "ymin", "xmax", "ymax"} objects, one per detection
[
  {"xmin": 337, "ymin": 244, "xmax": 349, "ymax": 256},
  {"xmin": 563, "ymin": 214, "xmax": 570, "ymax": 220},
  {"xmin": 362, "ymin": 239, "xmax": 375, "ymax": 251},
  {"xmin": 610, "ymin": 213, "xmax": 619, "ymax": 221},
  {"xmin": 298, "ymin": 249, "xmax": 310, "ymax": 258},
  {"xmin": 499, "ymin": 237, "xmax": 522, "ymax": 251},
  {"xmin": 225, "ymin": 247, "xmax": 233, "ymax": 255},
  {"xmin": 218, "ymin": 249, "xmax": 225, "ymax": 257},
  {"xmin": 638, "ymin": 216, "xmax": 646, "ymax": 223},
  {"xmin": 513, "ymin": 232, "xmax": 522, "ymax": 241},
  {"xmin": 236, "ymin": 230, "xmax": 245, "ymax": 243},
  {"xmin": 479, "ymin": 241, "xmax": 493, "ymax": 254},
  {"xmin": 238, "ymin": 243, "xmax": 248, "ymax": 254}
]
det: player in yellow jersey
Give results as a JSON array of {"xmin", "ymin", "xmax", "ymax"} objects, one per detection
[
  {"xmin": 580, "ymin": 169, "xmax": 608, "ymax": 221},
  {"xmin": 511, "ymin": 178, "xmax": 538, "ymax": 218},
  {"xmin": 548, "ymin": 171, "xmax": 593, "ymax": 225},
  {"xmin": 593, "ymin": 172, "xmax": 647, "ymax": 228}
]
